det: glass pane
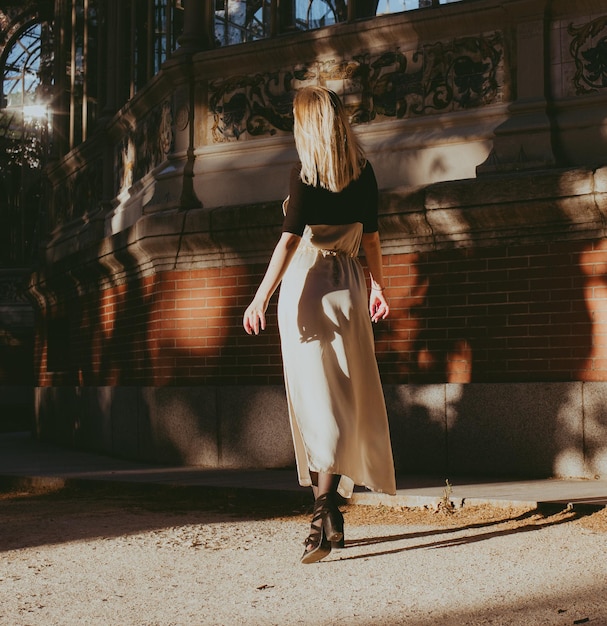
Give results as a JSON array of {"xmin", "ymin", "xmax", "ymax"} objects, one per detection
[
  {"xmin": 295, "ymin": 0, "xmax": 346, "ymax": 30},
  {"xmin": 215, "ymin": 0, "xmax": 245, "ymax": 46},
  {"xmin": 155, "ymin": 0, "xmax": 168, "ymax": 74},
  {"xmin": 0, "ymin": 21, "xmax": 51, "ymax": 267},
  {"xmin": 376, "ymin": 0, "xmax": 416, "ymax": 14},
  {"xmin": 215, "ymin": 0, "xmax": 271, "ymax": 45},
  {"xmin": 246, "ymin": 0, "xmax": 271, "ymax": 41},
  {"xmin": 2, "ymin": 23, "xmax": 42, "ymax": 109},
  {"xmin": 377, "ymin": 0, "xmax": 462, "ymax": 15}
]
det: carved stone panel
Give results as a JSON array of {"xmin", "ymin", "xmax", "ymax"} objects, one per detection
[
  {"xmin": 568, "ymin": 15, "xmax": 607, "ymax": 95},
  {"xmin": 208, "ymin": 32, "xmax": 504, "ymax": 143}
]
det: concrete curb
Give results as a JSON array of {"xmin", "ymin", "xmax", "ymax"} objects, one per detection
[
  {"xmin": 0, "ymin": 472, "xmax": 544, "ymax": 511},
  {"xmin": 349, "ymin": 491, "xmax": 540, "ymax": 510}
]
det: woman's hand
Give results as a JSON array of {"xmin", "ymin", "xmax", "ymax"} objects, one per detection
[
  {"xmin": 243, "ymin": 298, "xmax": 268, "ymax": 335},
  {"xmin": 370, "ymin": 288, "xmax": 389, "ymax": 323},
  {"xmin": 361, "ymin": 232, "xmax": 389, "ymax": 323}
]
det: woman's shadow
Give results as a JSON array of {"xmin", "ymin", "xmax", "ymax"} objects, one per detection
[{"xmin": 332, "ymin": 506, "xmax": 586, "ymax": 561}]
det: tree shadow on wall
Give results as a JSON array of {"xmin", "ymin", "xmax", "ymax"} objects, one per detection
[
  {"xmin": 38, "ymin": 243, "xmax": 155, "ymax": 456},
  {"xmin": 377, "ymin": 183, "xmax": 607, "ymax": 479},
  {"xmin": 37, "ymin": 232, "xmax": 296, "ymax": 469}
]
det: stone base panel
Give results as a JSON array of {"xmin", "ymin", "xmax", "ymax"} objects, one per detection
[{"xmin": 34, "ymin": 382, "xmax": 607, "ymax": 480}]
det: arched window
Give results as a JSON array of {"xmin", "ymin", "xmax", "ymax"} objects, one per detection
[
  {"xmin": 0, "ymin": 20, "xmax": 53, "ymax": 266},
  {"xmin": 1, "ymin": 20, "xmax": 51, "ymax": 164},
  {"xmin": 2, "ymin": 22, "xmax": 46, "ymax": 112}
]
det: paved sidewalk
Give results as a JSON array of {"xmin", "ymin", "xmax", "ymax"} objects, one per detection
[{"xmin": 2, "ymin": 431, "xmax": 607, "ymax": 510}]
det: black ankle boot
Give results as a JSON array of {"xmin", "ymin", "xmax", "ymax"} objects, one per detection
[{"xmin": 323, "ymin": 494, "xmax": 345, "ymax": 549}]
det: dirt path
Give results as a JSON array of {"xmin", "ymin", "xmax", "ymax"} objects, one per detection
[{"xmin": 1, "ymin": 484, "xmax": 606, "ymax": 626}]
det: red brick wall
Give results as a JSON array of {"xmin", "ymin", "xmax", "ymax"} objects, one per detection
[
  {"xmin": 34, "ymin": 237, "xmax": 607, "ymax": 387},
  {"xmin": 377, "ymin": 238, "xmax": 607, "ymax": 384}
]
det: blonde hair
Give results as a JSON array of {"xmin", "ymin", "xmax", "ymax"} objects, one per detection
[{"xmin": 293, "ymin": 86, "xmax": 365, "ymax": 193}]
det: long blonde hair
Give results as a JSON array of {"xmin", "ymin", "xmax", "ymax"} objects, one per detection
[{"xmin": 293, "ymin": 86, "xmax": 365, "ymax": 193}]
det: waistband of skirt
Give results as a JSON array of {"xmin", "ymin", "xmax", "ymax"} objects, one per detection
[{"xmin": 299, "ymin": 244, "xmax": 356, "ymax": 259}]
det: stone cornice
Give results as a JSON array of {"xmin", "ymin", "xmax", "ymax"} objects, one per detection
[
  {"xmin": 380, "ymin": 167, "xmax": 607, "ymax": 254},
  {"xmin": 29, "ymin": 166, "xmax": 607, "ymax": 306}
]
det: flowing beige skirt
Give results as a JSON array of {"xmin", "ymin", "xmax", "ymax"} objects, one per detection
[{"xmin": 277, "ymin": 221, "xmax": 396, "ymax": 498}]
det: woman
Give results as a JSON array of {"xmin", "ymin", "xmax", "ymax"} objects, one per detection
[{"xmin": 243, "ymin": 86, "xmax": 396, "ymax": 564}]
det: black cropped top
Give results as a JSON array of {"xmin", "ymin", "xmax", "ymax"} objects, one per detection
[{"xmin": 282, "ymin": 161, "xmax": 379, "ymax": 236}]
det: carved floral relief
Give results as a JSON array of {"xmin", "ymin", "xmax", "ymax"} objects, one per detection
[
  {"xmin": 209, "ymin": 32, "xmax": 503, "ymax": 143},
  {"xmin": 568, "ymin": 15, "xmax": 607, "ymax": 95}
]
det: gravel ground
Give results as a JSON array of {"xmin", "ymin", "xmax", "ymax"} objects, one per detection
[{"xmin": 1, "ymin": 484, "xmax": 607, "ymax": 626}]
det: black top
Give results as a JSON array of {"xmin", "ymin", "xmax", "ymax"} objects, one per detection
[{"xmin": 282, "ymin": 161, "xmax": 379, "ymax": 236}]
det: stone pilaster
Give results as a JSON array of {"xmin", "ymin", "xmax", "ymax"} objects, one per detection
[{"xmin": 477, "ymin": 0, "xmax": 556, "ymax": 174}]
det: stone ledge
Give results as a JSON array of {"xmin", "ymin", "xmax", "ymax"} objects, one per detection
[{"xmin": 31, "ymin": 166, "xmax": 607, "ymax": 298}]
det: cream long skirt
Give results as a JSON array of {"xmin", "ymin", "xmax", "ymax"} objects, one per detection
[{"xmin": 277, "ymin": 222, "xmax": 396, "ymax": 498}]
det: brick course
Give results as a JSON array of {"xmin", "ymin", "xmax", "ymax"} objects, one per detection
[{"xmin": 33, "ymin": 237, "xmax": 607, "ymax": 387}]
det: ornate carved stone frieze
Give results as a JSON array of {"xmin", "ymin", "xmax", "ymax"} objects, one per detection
[
  {"xmin": 208, "ymin": 32, "xmax": 504, "ymax": 143},
  {"xmin": 569, "ymin": 15, "xmax": 607, "ymax": 95}
]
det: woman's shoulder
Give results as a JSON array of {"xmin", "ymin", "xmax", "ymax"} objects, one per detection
[
  {"xmin": 355, "ymin": 159, "xmax": 377, "ymax": 188},
  {"xmin": 361, "ymin": 159, "xmax": 375, "ymax": 177},
  {"xmin": 289, "ymin": 163, "xmax": 306, "ymax": 190}
]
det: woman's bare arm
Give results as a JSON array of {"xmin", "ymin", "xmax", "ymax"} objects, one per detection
[
  {"xmin": 361, "ymin": 231, "xmax": 390, "ymax": 322},
  {"xmin": 243, "ymin": 232, "xmax": 301, "ymax": 335}
]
